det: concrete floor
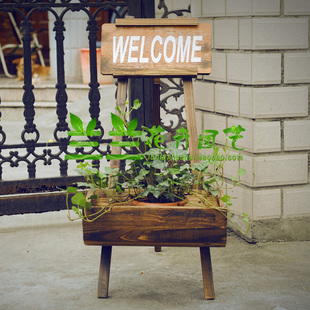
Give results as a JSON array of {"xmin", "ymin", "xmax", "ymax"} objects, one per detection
[{"xmin": 0, "ymin": 211, "xmax": 309, "ymax": 310}]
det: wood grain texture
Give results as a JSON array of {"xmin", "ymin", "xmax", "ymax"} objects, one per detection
[
  {"xmin": 83, "ymin": 196, "xmax": 227, "ymax": 247},
  {"xmin": 200, "ymin": 247, "xmax": 215, "ymax": 300},
  {"xmin": 97, "ymin": 246, "xmax": 112, "ymax": 298},
  {"xmin": 101, "ymin": 23, "xmax": 211, "ymax": 77}
]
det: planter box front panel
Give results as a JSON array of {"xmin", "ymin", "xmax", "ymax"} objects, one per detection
[{"xmin": 83, "ymin": 205, "xmax": 227, "ymax": 247}]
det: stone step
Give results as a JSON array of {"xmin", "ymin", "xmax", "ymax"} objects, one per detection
[{"xmin": 0, "ymin": 82, "xmax": 92, "ymax": 102}]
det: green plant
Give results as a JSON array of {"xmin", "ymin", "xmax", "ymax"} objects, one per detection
[{"xmin": 65, "ymin": 100, "xmax": 249, "ymax": 233}]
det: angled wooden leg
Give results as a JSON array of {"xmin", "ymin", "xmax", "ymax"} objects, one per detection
[
  {"xmin": 154, "ymin": 246, "xmax": 162, "ymax": 252},
  {"xmin": 200, "ymin": 247, "xmax": 215, "ymax": 300},
  {"xmin": 98, "ymin": 246, "xmax": 112, "ymax": 298}
]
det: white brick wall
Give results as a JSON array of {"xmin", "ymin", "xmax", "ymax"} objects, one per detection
[
  {"xmin": 284, "ymin": 120, "xmax": 310, "ymax": 151},
  {"xmin": 215, "ymin": 84, "xmax": 239, "ymax": 116},
  {"xmin": 284, "ymin": 0, "xmax": 310, "ymax": 16},
  {"xmin": 252, "ymin": 154, "xmax": 308, "ymax": 187},
  {"xmin": 240, "ymin": 86, "xmax": 308, "ymax": 118},
  {"xmin": 205, "ymin": 52, "xmax": 227, "ymax": 82},
  {"xmin": 227, "ymin": 53, "xmax": 281, "ymax": 85},
  {"xmin": 284, "ymin": 52, "xmax": 310, "ymax": 83},
  {"xmin": 253, "ymin": 189, "xmax": 281, "ymax": 220},
  {"xmin": 252, "ymin": 0, "xmax": 280, "ymax": 16},
  {"xmin": 192, "ymin": 0, "xmax": 310, "ymax": 234},
  {"xmin": 203, "ymin": 113, "xmax": 227, "ymax": 144},
  {"xmin": 283, "ymin": 186, "xmax": 310, "ymax": 217},
  {"xmin": 239, "ymin": 18, "xmax": 309, "ymax": 50},
  {"xmin": 193, "ymin": 81, "xmax": 215, "ymax": 111},
  {"xmin": 214, "ymin": 19, "xmax": 238, "ymax": 49},
  {"xmin": 226, "ymin": 0, "xmax": 251, "ymax": 16}
]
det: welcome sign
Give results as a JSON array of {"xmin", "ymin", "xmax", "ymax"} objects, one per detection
[{"xmin": 101, "ymin": 18, "xmax": 212, "ymax": 76}]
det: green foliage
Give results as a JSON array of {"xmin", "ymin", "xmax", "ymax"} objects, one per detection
[{"xmin": 64, "ymin": 99, "xmax": 250, "ymax": 233}]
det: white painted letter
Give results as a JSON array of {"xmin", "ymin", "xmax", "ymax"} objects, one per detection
[
  {"xmin": 113, "ymin": 36, "xmax": 130, "ymax": 63},
  {"xmin": 139, "ymin": 36, "xmax": 149, "ymax": 63},
  {"xmin": 128, "ymin": 36, "xmax": 140, "ymax": 63},
  {"xmin": 163, "ymin": 35, "xmax": 176, "ymax": 63},
  {"xmin": 151, "ymin": 35, "xmax": 163, "ymax": 63},
  {"xmin": 176, "ymin": 36, "xmax": 191, "ymax": 63},
  {"xmin": 191, "ymin": 35, "xmax": 202, "ymax": 62}
]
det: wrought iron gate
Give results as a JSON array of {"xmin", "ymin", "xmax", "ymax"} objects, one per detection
[{"xmin": 0, "ymin": 0, "xmax": 191, "ymax": 215}]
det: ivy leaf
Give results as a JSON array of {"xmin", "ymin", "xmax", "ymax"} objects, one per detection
[
  {"xmin": 71, "ymin": 192, "xmax": 86, "ymax": 206},
  {"xmin": 86, "ymin": 118, "xmax": 97, "ymax": 133},
  {"xmin": 127, "ymin": 118, "xmax": 138, "ymax": 133},
  {"xmin": 238, "ymin": 168, "xmax": 245, "ymax": 176},
  {"xmin": 115, "ymin": 105, "xmax": 122, "ymax": 115},
  {"xmin": 66, "ymin": 186, "xmax": 78, "ymax": 193},
  {"xmin": 70, "ymin": 113, "xmax": 84, "ymax": 133},
  {"xmin": 132, "ymin": 99, "xmax": 142, "ymax": 110},
  {"xmin": 111, "ymin": 113, "xmax": 125, "ymax": 133},
  {"xmin": 220, "ymin": 194, "xmax": 231, "ymax": 202}
]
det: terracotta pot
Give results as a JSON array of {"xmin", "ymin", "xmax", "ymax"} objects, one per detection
[{"xmin": 130, "ymin": 198, "xmax": 188, "ymax": 207}]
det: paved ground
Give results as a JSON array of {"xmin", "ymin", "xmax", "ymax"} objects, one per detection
[{"xmin": 0, "ymin": 211, "xmax": 309, "ymax": 310}]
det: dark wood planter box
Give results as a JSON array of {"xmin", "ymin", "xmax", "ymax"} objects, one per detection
[{"xmin": 82, "ymin": 196, "xmax": 227, "ymax": 299}]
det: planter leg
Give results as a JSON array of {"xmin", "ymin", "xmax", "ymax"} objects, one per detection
[
  {"xmin": 154, "ymin": 246, "xmax": 161, "ymax": 252},
  {"xmin": 98, "ymin": 246, "xmax": 112, "ymax": 298},
  {"xmin": 200, "ymin": 247, "xmax": 215, "ymax": 300}
]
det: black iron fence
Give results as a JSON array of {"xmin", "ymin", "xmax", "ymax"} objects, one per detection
[{"xmin": 0, "ymin": 0, "xmax": 190, "ymax": 215}]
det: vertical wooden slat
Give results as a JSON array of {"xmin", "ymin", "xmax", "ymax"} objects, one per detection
[
  {"xmin": 97, "ymin": 246, "xmax": 112, "ymax": 298},
  {"xmin": 200, "ymin": 247, "xmax": 215, "ymax": 300},
  {"xmin": 183, "ymin": 77, "xmax": 200, "ymax": 164},
  {"xmin": 110, "ymin": 78, "xmax": 128, "ymax": 170}
]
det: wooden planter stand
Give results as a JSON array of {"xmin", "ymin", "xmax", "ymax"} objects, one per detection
[{"xmin": 83, "ymin": 196, "xmax": 227, "ymax": 300}]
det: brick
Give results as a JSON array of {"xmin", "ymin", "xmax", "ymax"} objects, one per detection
[
  {"xmin": 190, "ymin": 0, "xmax": 201, "ymax": 17},
  {"xmin": 239, "ymin": 19, "xmax": 252, "ymax": 50},
  {"xmin": 284, "ymin": 52, "xmax": 310, "ymax": 83},
  {"xmin": 227, "ymin": 53, "xmax": 252, "ymax": 84},
  {"xmin": 226, "ymin": 0, "xmax": 251, "ymax": 16},
  {"xmin": 203, "ymin": 113, "xmax": 227, "ymax": 144},
  {"xmin": 193, "ymin": 81, "xmax": 214, "ymax": 111},
  {"xmin": 215, "ymin": 84, "xmax": 239, "ymax": 116},
  {"xmin": 249, "ymin": 87, "xmax": 308, "ymax": 118},
  {"xmin": 252, "ymin": 154, "xmax": 308, "ymax": 187},
  {"xmin": 227, "ymin": 118, "xmax": 253, "ymax": 152},
  {"xmin": 252, "ymin": 18, "xmax": 308, "ymax": 50},
  {"xmin": 253, "ymin": 189, "xmax": 281, "ymax": 220},
  {"xmin": 239, "ymin": 87, "xmax": 253, "ymax": 118},
  {"xmin": 223, "ymin": 150, "xmax": 241, "ymax": 179},
  {"xmin": 201, "ymin": 0, "xmax": 226, "ymax": 17},
  {"xmin": 240, "ymin": 155, "xmax": 253, "ymax": 187},
  {"xmin": 252, "ymin": 53, "xmax": 281, "ymax": 84},
  {"xmin": 227, "ymin": 185, "xmax": 253, "ymax": 218},
  {"xmin": 252, "ymin": 0, "xmax": 280, "ymax": 16},
  {"xmin": 284, "ymin": 120, "xmax": 310, "ymax": 151},
  {"xmin": 284, "ymin": 0, "xmax": 310, "ymax": 15},
  {"xmin": 205, "ymin": 52, "xmax": 226, "ymax": 82},
  {"xmin": 283, "ymin": 186, "xmax": 310, "ymax": 217},
  {"xmin": 214, "ymin": 19, "xmax": 238, "ymax": 49},
  {"xmin": 253, "ymin": 122, "xmax": 281, "ymax": 153}
]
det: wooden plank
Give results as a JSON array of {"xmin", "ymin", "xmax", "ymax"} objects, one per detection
[
  {"xmin": 200, "ymin": 247, "xmax": 215, "ymax": 300},
  {"xmin": 101, "ymin": 23, "xmax": 211, "ymax": 76},
  {"xmin": 97, "ymin": 246, "xmax": 112, "ymax": 298},
  {"xmin": 183, "ymin": 78, "xmax": 200, "ymax": 164},
  {"xmin": 109, "ymin": 78, "xmax": 128, "ymax": 170},
  {"xmin": 116, "ymin": 18, "xmax": 199, "ymax": 26},
  {"xmin": 83, "ymin": 203, "xmax": 227, "ymax": 247}
]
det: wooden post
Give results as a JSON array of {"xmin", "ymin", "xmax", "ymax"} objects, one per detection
[
  {"xmin": 98, "ymin": 246, "xmax": 112, "ymax": 298},
  {"xmin": 200, "ymin": 247, "xmax": 215, "ymax": 300},
  {"xmin": 183, "ymin": 77, "xmax": 200, "ymax": 164},
  {"xmin": 110, "ymin": 78, "xmax": 128, "ymax": 170}
]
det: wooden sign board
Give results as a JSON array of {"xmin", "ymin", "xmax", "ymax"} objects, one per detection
[{"xmin": 101, "ymin": 19, "xmax": 212, "ymax": 77}]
